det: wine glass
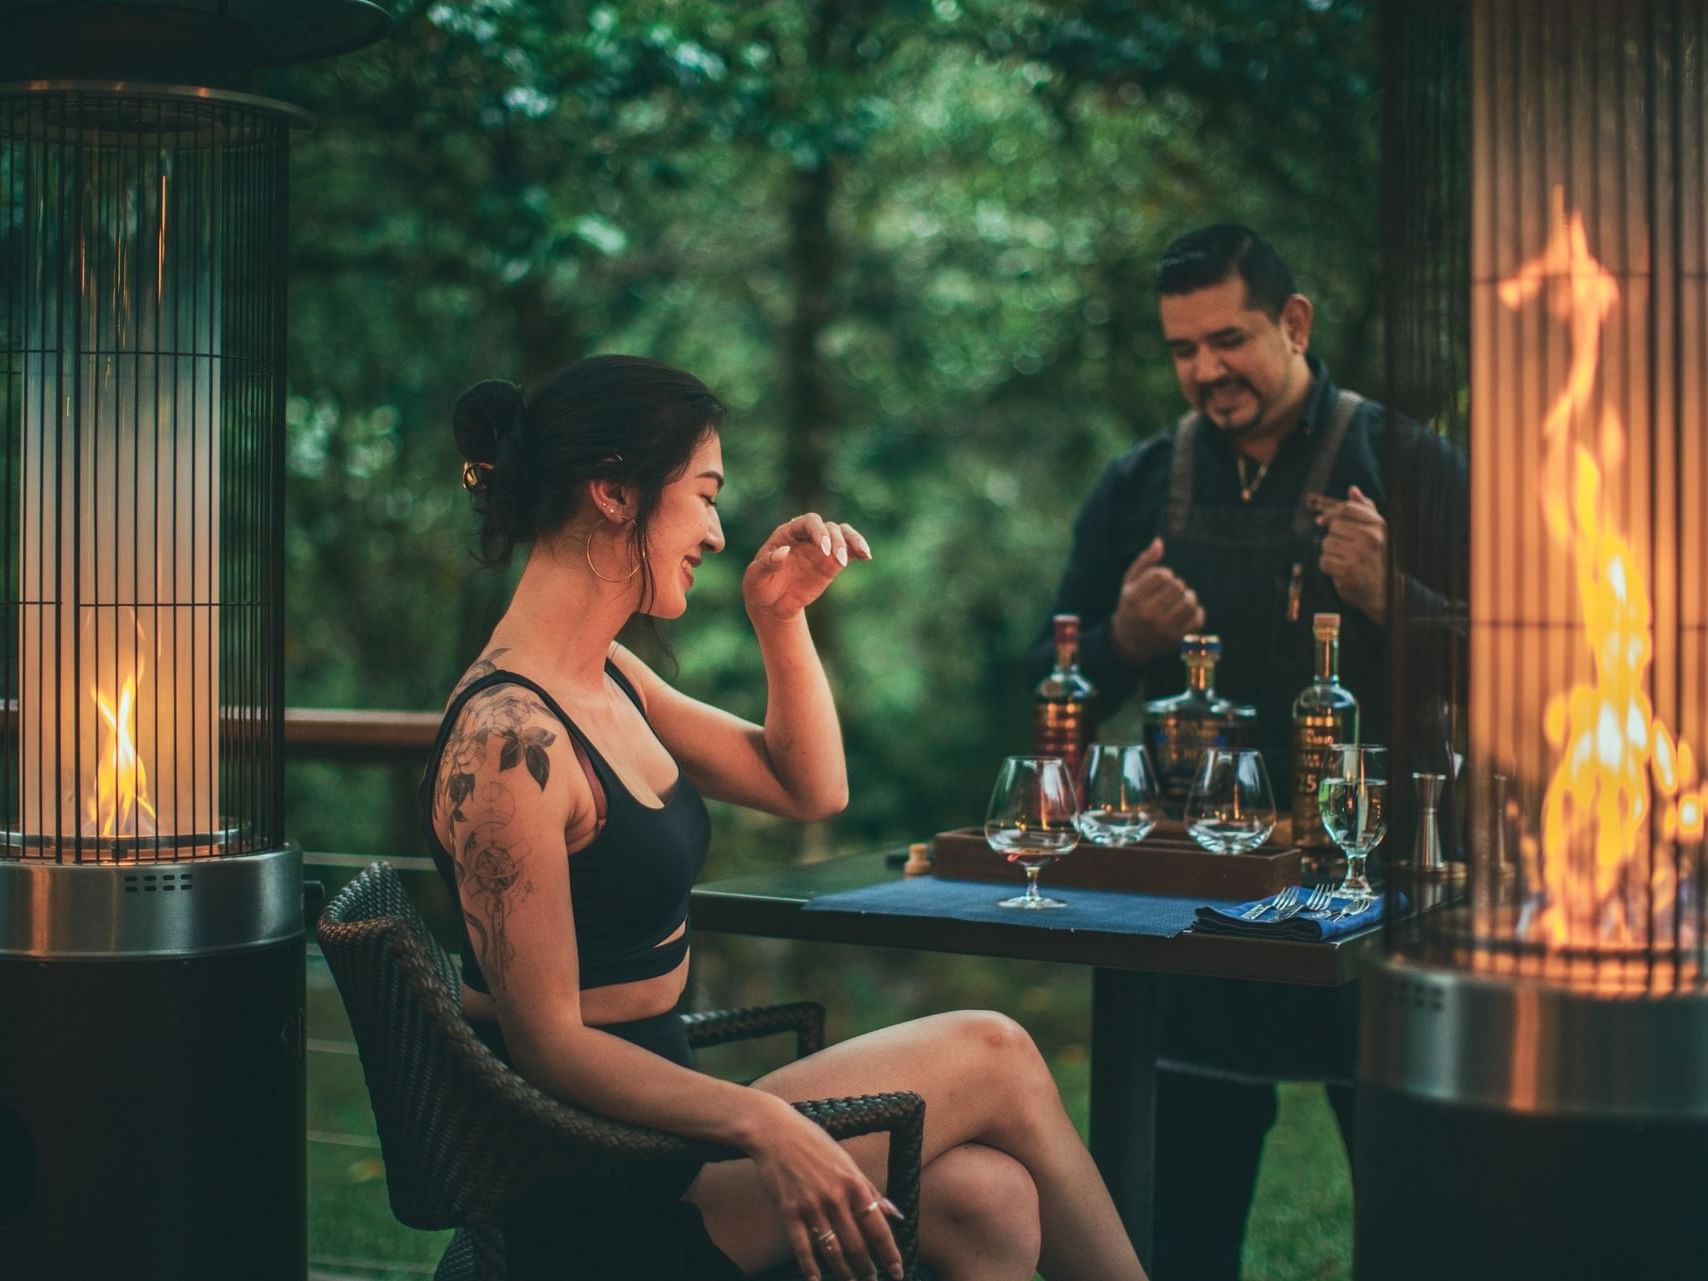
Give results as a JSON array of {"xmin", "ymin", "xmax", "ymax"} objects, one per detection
[
  {"xmin": 1185, "ymin": 748, "xmax": 1277, "ymax": 854},
  {"xmin": 1317, "ymin": 744, "xmax": 1389, "ymax": 905},
  {"xmin": 984, "ymin": 755, "xmax": 1080, "ymax": 909},
  {"xmin": 1077, "ymin": 743, "xmax": 1162, "ymax": 846}
]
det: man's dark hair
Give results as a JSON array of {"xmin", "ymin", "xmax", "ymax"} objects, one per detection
[{"xmin": 1155, "ymin": 224, "xmax": 1298, "ymax": 319}]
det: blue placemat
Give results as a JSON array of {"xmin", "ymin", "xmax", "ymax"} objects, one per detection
[{"xmin": 803, "ymin": 875, "xmax": 1247, "ymax": 938}]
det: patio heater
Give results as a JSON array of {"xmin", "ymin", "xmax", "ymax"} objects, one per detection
[
  {"xmin": 1360, "ymin": 1, "xmax": 1708, "ymax": 1277},
  {"xmin": 0, "ymin": 4, "xmax": 388, "ymax": 1278}
]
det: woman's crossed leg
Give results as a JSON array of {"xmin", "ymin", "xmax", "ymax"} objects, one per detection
[{"xmin": 686, "ymin": 1009, "xmax": 1148, "ymax": 1281}]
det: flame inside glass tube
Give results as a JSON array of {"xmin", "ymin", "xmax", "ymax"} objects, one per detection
[
  {"xmin": 18, "ymin": 159, "xmax": 220, "ymax": 858},
  {"xmin": 1494, "ymin": 189, "xmax": 1706, "ymax": 954},
  {"xmin": 88, "ymin": 665, "xmax": 159, "ymax": 840}
]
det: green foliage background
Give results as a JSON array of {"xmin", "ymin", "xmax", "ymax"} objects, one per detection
[
  {"xmin": 277, "ymin": 5, "xmax": 1377, "ymax": 1274},
  {"xmin": 273, "ymin": 0, "xmax": 1380, "ymax": 865}
]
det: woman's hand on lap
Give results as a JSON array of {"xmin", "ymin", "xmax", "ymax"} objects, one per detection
[
  {"xmin": 743, "ymin": 512, "xmax": 872, "ymax": 621},
  {"xmin": 747, "ymin": 1095, "xmax": 904, "ymax": 1281}
]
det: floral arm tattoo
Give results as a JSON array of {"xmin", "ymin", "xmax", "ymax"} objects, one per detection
[
  {"xmin": 435, "ymin": 673, "xmax": 560, "ymax": 993},
  {"xmin": 459, "ymin": 786, "xmax": 531, "ymax": 982}
]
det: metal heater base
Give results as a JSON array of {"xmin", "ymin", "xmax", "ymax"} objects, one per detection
[
  {"xmin": 0, "ymin": 851, "xmax": 304, "ymax": 1281},
  {"xmin": 1357, "ymin": 956, "xmax": 1708, "ymax": 1281},
  {"xmin": 1356, "ymin": 1083, "xmax": 1707, "ymax": 1280}
]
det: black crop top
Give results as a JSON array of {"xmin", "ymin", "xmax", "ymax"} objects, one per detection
[{"xmin": 420, "ymin": 663, "xmax": 712, "ymax": 993}]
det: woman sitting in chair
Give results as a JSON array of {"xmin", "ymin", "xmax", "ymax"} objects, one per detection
[{"xmin": 426, "ymin": 354, "xmax": 1149, "ymax": 1281}]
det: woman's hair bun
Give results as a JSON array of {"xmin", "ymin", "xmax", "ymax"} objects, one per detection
[{"xmin": 452, "ymin": 378, "xmax": 524, "ymax": 466}]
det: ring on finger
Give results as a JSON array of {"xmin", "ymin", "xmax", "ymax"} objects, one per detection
[
  {"xmin": 814, "ymin": 1227, "xmax": 839, "ymax": 1249},
  {"xmin": 859, "ymin": 1199, "xmax": 883, "ymax": 1216}
]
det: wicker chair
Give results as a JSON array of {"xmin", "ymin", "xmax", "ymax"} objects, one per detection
[{"xmin": 317, "ymin": 861, "xmax": 929, "ymax": 1281}]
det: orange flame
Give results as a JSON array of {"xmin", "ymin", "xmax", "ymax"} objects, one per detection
[
  {"xmin": 86, "ymin": 666, "xmax": 158, "ymax": 841},
  {"xmin": 1498, "ymin": 189, "xmax": 1705, "ymax": 951}
]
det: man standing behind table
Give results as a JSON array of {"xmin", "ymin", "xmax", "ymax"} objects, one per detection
[{"xmin": 1025, "ymin": 224, "xmax": 1466, "ymax": 1280}]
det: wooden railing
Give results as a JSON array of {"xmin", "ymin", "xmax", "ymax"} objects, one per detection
[
  {"xmin": 289, "ymin": 710, "xmax": 444, "ymax": 875},
  {"xmin": 0, "ymin": 701, "xmax": 440, "ymax": 768},
  {"xmin": 284, "ymin": 708, "xmax": 439, "ymax": 765}
]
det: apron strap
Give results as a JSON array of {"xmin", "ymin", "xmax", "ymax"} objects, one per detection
[
  {"xmin": 1165, "ymin": 388, "xmax": 1366, "ymax": 541},
  {"xmin": 1291, "ymin": 389, "xmax": 1365, "ymax": 539},
  {"xmin": 1164, "ymin": 409, "xmax": 1199, "ymax": 538}
]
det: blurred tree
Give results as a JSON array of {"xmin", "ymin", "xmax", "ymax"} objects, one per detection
[{"xmin": 271, "ymin": 0, "xmax": 1378, "ymax": 865}]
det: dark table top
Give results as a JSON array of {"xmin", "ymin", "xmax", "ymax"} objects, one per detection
[{"xmin": 692, "ymin": 851, "xmax": 1376, "ymax": 986}]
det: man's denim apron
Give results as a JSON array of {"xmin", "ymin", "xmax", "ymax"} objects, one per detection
[{"xmin": 1154, "ymin": 389, "xmax": 1365, "ymax": 1082}]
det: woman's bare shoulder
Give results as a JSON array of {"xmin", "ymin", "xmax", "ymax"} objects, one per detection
[
  {"xmin": 446, "ymin": 644, "xmax": 516, "ymax": 707},
  {"xmin": 429, "ymin": 671, "xmax": 583, "ymax": 846}
]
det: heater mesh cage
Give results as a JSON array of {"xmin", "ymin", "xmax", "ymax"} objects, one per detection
[
  {"xmin": 0, "ymin": 87, "xmax": 286, "ymax": 864},
  {"xmin": 1380, "ymin": 0, "xmax": 1475, "ymax": 958},
  {"xmin": 1381, "ymin": 0, "xmax": 1708, "ymax": 993},
  {"xmin": 1380, "ymin": 0, "xmax": 1472, "ymax": 914}
]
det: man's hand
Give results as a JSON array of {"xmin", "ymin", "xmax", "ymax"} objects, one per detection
[
  {"xmin": 1316, "ymin": 485, "xmax": 1389, "ymax": 623},
  {"xmin": 1110, "ymin": 537, "xmax": 1205, "ymax": 667}
]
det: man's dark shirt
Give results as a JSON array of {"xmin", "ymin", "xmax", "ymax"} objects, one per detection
[
  {"xmin": 1027, "ymin": 357, "xmax": 1468, "ymax": 794},
  {"xmin": 1026, "ymin": 356, "xmax": 1467, "ymax": 1081}
]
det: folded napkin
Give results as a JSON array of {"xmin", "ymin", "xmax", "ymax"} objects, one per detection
[{"xmin": 1192, "ymin": 889, "xmax": 1385, "ymax": 941}]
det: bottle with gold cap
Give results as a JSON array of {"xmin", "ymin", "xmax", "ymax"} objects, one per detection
[
  {"xmin": 1291, "ymin": 612, "xmax": 1360, "ymax": 849},
  {"xmin": 1142, "ymin": 634, "xmax": 1257, "ymax": 817}
]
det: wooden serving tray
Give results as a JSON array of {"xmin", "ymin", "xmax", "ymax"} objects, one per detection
[{"xmin": 932, "ymin": 819, "xmax": 1300, "ymax": 900}]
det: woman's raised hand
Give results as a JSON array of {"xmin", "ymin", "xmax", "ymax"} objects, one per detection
[
  {"xmin": 748, "ymin": 1095, "xmax": 905, "ymax": 1281},
  {"xmin": 743, "ymin": 512, "xmax": 872, "ymax": 621}
]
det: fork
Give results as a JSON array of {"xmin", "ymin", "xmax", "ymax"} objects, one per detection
[
  {"xmin": 1241, "ymin": 886, "xmax": 1298, "ymax": 920},
  {"xmin": 1329, "ymin": 892, "xmax": 1378, "ymax": 922},
  {"xmin": 1275, "ymin": 885, "xmax": 1335, "ymax": 920}
]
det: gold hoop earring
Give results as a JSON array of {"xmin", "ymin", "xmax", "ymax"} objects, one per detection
[{"xmin": 584, "ymin": 527, "xmax": 641, "ymax": 583}]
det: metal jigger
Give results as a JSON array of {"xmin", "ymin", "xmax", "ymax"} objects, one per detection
[
  {"xmin": 1489, "ymin": 773, "xmax": 1513, "ymax": 868},
  {"xmin": 1488, "ymin": 771, "xmax": 1520, "ymax": 883},
  {"xmin": 1412, "ymin": 771, "xmax": 1447, "ymax": 872}
]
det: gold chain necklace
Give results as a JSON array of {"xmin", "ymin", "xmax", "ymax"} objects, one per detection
[{"xmin": 1237, "ymin": 454, "xmax": 1271, "ymax": 502}]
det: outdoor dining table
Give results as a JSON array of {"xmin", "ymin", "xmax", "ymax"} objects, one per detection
[{"xmin": 690, "ymin": 849, "xmax": 1380, "ymax": 1259}]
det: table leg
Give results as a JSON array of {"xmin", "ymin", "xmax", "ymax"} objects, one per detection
[{"xmin": 1089, "ymin": 967, "xmax": 1159, "ymax": 1261}]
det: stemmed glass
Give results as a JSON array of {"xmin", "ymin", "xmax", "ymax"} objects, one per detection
[
  {"xmin": 1077, "ymin": 743, "xmax": 1162, "ymax": 846},
  {"xmin": 1185, "ymin": 748, "xmax": 1277, "ymax": 854},
  {"xmin": 1317, "ymin": 744, "xmax": 1389, "ymax": 906},
  {"xmin": 985, "ymin": 755, "xmax": 1080, "ymax": 909}
]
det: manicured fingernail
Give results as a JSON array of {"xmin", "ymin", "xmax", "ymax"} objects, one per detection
[
  {"xmin": 881, "ymin": 1197, "xmax": 901, "ymax": 1218},
  {"xmin": 821, "ymin": 535, "xmax": 833, "ymax": 556},
  {"xmin": 836, "ymin": 546, "xmax": 848, "ymax": 566},
  {"xmin": 890, "ymin": 1267, "xmax": 904, "ymax": 1280}
]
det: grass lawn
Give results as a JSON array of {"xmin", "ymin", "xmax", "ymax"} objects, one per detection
[
  {"xmin": 307, "ymin": 951, "xmax": 1351, "ymax": 1281},
  {"xmin": 1244, "ymin": 1084, "xmax": 1353, "ymax": 1281}
]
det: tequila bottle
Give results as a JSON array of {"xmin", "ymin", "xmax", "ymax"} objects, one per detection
[
  {"xmin": 1034, "ymin": 614, "xmax": 1095, "ymax": 778},
  {"xmin": 1292, "ymin": 612, "xmax": 1360, "ymax": 848},
  {"xmin": 1143, "ymin": 634, "xmax": 1258, "ymax": 816}
]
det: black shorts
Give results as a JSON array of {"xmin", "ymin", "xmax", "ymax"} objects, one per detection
[{"xmin": 472, "ymin": 1009, "xmax": 749, "ymax": 1281}]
